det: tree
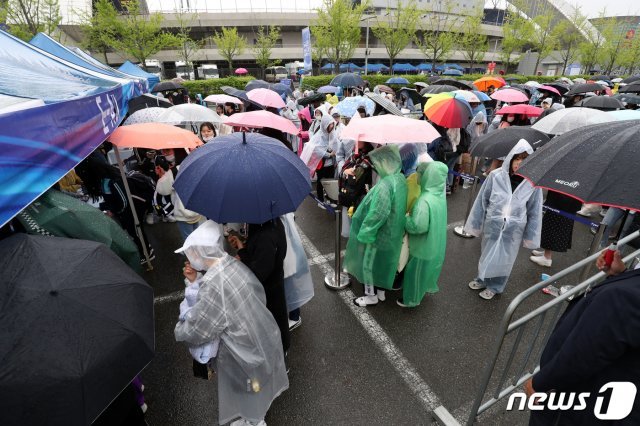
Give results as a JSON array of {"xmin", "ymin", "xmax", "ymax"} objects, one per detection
[
  {"xmin": 211, "ymin": 27, "xmax": 247, "ymax": 73},
  {"xmin": 459, "ymin": 11, "xmax": 488, "ymax": 71},
  {"xmin": 311, "ymin": 0, "xmax": 367, "ymax": 74},
  {"xmin": 499, "ymin": 13, "xmax": 533, "ymax": 73},
  {"xmin": 105, "ymin": 0, "xmax": 180, "ymax": 71},
  {"xmin": 174, "ymin": 6, "xmax": 203, "ymax": 79},
  {"xmin": 415, "ymin": 0, "xmax": 460, "ymax": 70},
  {"xmin": 551, "ymin": 7, "xmax": 587, "ymax": 75},
  {"xmin": 529, "ymin": 13, "xmax": 559, "ymax": 74},
  {"xmin": 1, "ymin": 0, "xmax": 61, "ymax": 41},
  {"xmin": 78, "ymin": 0, "xmax": 120, "ymax": 64},
  {"xmin": 620, "ymin": 34, "xmax": 640, "ymax": 75},
  {"xmin": 311, "ymin": 36, "xmax": 329, "ymax": 75},
  {"xmin": 253, "ymin": 25, "xmax": 281, "ymax": 77},
  {"xmin": 372, "ymin": 0, "xmax": 420, "ymax": 73},
  {"xmin": 599, "ymin": 16, "xmax": 629, "ymax": 74}
]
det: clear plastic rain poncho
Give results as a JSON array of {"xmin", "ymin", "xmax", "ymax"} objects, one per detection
[
  {"xmin": 300, "ymin": 113, "xmax": 337, "ymax": 175},
  {"xmin": 463, "ymin": 139, "xmax": 543, "ymax": 280},
  {"xmin": 281, "ymin": 213, "xmax": 314, "ymax": 311},
  {"xmin": 174, "ymin": 220, "xmax": 289, "ymax": 425},
  {"xmin": 403, "ymin": 161, "xmax": 449, "ymax": 306},
  {"xmin": 344, "ymin": 145, "xmax": 408, "ymax": 289}
]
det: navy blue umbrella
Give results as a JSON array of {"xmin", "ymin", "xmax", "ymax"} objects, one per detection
[
  {"xmin": 269, "ymin": 83, "xmax": 293, "ymax": 98},
  {"xmin": 330, "ymin": 72, "xmax": 365, "ymax": 88},
  {"xmin": 386, "ymin": 77, "xmax": 410, "ymax": 85},
  {"xmin": 174, "ymin": 132, "xmax": 312, "ymax": 223}
]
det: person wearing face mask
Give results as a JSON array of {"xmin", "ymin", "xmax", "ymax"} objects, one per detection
[
  {"xmin": 463, "ymin": 139, "xmax": 543, "ymax": 300},
  {"xmin": 199, "ymin": 122, "xmax": 217, "ymax": 144},
  {"xmin": 300, "ymin": 114, "xmax": 338, "ymax": 205},
  {"xmin": 174, "ymin": 221, "xmax": 289, "ymax": 426},
  {"xmin": 499, "ymin": 114, "xmax": 516, "ymax": 129},
  {"xmin": 308, "ymin": 106, "xmax": 325, "ymax": 137}
]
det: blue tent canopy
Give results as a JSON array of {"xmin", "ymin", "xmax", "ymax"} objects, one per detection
[
  {"xmin": 443, "ymin": 63, "xmax": 464, "ymax": 71},
  {"xmin": 366, "ymin": 63, "xmax": 389, "ymax": 72},
  {"xmin": 392, "ymin": 63, "xmax": 417, "ymax": 72},
  {"xmin": 340, "ymin": 62, "xmax": 362, "ymax": 71},
  {"xmin": 321, "ymin": 63, "xmax": 334, "ymax": 70},
  {"xmin": 0, "ymin": 30, "xmax": 124, "ymax": 227},
  {"xmin": 118, "ymin": 61, "xmax": 160, "ymax": 90},
  {"xmin": 417, "ymin": 63, "xmax": 432, "ymax": 71}
]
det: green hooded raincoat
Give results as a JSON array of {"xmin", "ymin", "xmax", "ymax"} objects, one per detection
[
  {"xmin": 402, "ymin": 162, "xmax": 448, "ymax": 306},
  {"xmin": 344, "ymin": 145, "xmax": 408, "ymax": 289}
]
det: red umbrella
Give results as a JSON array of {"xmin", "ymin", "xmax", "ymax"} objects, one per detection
[
  {"xmin": 537, "ymin": 85, "xmax": 561, "ymax": 97},
  {"xmin": 490, "ymin": 88, "xmax": 529, "ymax": 103},
  {"xmin": 495, "ymin": 104, "xmax": 543, "ymax": 118},
  {"xmin": 223, "ymin": 111, "xmax": 298, "ymax": 135}
]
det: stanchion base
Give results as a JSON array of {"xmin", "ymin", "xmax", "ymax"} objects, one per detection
[
  {"xmin": 324, "ymin": 272, "xmax": 350, "ymax": 290},
  {"xmin": 453, "ymin": 225, "xmax": 475, "ymax": 239}
]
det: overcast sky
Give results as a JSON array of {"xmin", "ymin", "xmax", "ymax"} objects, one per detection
[{"xmin": 570, "ymin": 0, "xmax": 640, "ymax": 18}]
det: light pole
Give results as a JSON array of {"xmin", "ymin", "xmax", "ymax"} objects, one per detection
[{"xmin": 361, "ymin": 14, "xmax": 376, "ymax": 75}]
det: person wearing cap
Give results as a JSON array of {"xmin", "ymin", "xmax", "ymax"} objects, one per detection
[
  {"xmin": 541, "ymin": 97, "xmax": 553, "ymax": 110},
  {"xmin": 174, "ymin": 220, "xmax": 289, "ymax": 426}
]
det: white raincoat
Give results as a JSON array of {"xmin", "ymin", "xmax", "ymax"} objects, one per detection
[
  {"xmin": 300, "ymin": 114, "xmax": 337, "ymax": 175},
  {"xmin": 174, "ymin": 220, "xmax": 289, "ymax": 425},
  {"xmin": 463, "ymin": 139, "xmax": 543, "ymax": 280},
  {"xmin": 281, "ymin": 213, "xmax": 314, "ymax": 311}
]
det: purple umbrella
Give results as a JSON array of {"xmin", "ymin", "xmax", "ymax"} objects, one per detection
[{"xmin": 318, "ymin": 85, "xmax": 339, "ymax": 94}]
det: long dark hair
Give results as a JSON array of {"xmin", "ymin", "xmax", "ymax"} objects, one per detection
[
  {"xmin": 75, "ymin": 152, "xmax": 121, "ymax": 200},
  {"xmin": 199, "ymin": 122, "xmax": 217, "ymax": 138}
]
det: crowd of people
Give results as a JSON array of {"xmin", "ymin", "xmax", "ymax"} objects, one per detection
[{"xmin": 4, "ymin": 72, "xmax": 640, "ymax": 425}]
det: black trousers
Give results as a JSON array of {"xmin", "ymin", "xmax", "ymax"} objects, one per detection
[{"xmin": 316, "ymin": 164, "xmax": 335, "ymax": 202}]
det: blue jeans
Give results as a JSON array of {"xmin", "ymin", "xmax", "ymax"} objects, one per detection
[
  {"xmin": 446, "ymin": 153, "xmax": 460, "ymax": 187},
  {"xmin": 476, "ymin": 276, "xmax": 509, "ymax": 294},
  {"xmin": 177, "ymin": 220, "xmax": 203, "ymax": 241},
  {"xmin": 599, "ymin": 208, "xmax": 635, "ymax": 249}
]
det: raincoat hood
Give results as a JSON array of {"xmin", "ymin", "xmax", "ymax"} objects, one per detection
[
  {"xmin": 369, "ymin": 144, "xmax": 402, "ymax": 178},
  {"xmin": 175, "ymin": 220, "xmax": 225, "ymax": 271},
  {"xmin": 473, "ymin": 111, "xmax": 487, "ymax": 124},
  {"xmin": 419, "ymin": 161, "xmax": 448, "ymax": 194},
  {"xmin": 320, "ymin": 113, "xmax": 335, "ymax": 136},
  {"xmin": 501, "ymin": 139, "xmax": 533, "ymax": 174},
  {"xmin": 298, "ymin": 107, "xmax": 312, "ymax": 124},
  {"xmin": 399, "ymin": 143, "xmax": 419, "ymax": 176}
]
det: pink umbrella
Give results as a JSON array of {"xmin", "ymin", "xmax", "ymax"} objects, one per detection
[
  {"xmin": 340, "ymin": 114, "xmax": 440, "ymax": 144},
  {"xmin": 247, "ymin": 88, "xmax": 286, "ymax": 109},
  {"xmin": 537, "ymin": 85, "xmax": 562, "ymax": 97},
  {"xmin": 204, "ymin": 94, "xmax": 243, "ymax": 105},
  {"xmin": 235, "ymin": 68, "xmax": 248, "ymax": 75},
  {"xmin": 223, "ymin": 110, "xmax": 298, "ymax": 135},
  {"xmin": 491, "ymin": 88, "xmax": 529, "ymax": 103},
  {"xmin": 495, "ymin": 104, "xmax": 543, "ymax": 117}
]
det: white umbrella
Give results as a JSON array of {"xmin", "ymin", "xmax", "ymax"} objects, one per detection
[
  {"xmin": 157, "ymin": 104, "xmax": 222, "ymax": 125},
  {"xmin": 531, "ymin": 107, "xmax": 616, "ymax": 135},
  {"xmin": 204, "ymin": 94, "xmax": 243, "ymax": 105},
  {"xmin": 123, "ymin": 107, "xmax": 166, "ymax": 125},
  {"xmin": 453, "ymin": 90, "xmax": 481, "ymax": 103}
]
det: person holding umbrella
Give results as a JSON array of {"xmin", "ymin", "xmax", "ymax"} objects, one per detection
[
  {"xmin": 300, "ymin": 113, "xmax": 338, "ymax": 205},
  {"xmin": 174, "ymin": 221, "xmax": 289, "ymax": 426},
  {"xmin": 345, "ymin": 145, "xmax": 408, "ymax": 306},
  {"xmin": 464, "ymin": 139, "xmax": 543, "ymax": 300}
]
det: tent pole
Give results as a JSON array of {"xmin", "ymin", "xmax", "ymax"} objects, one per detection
[{"xmin": 114, "ymin": 149, "xmax": 153, "ymax": 271}]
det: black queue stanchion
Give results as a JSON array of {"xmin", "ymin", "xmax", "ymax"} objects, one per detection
[{"xmin": 453, "ymin": 173, "xmax": 480, "ymax": 238}]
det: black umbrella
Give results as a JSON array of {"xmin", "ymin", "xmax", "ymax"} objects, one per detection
[
  {"xmin": 0, "ymin": 234, "xmax": 154, "ymax": 425},
  {"xmin": 398, "ymin": 87, "xmax": 423, "ymax": 105},
  {"xmin": 269, "ymin": 83, "xmax": 294, "ymax": 98},
  {"xmin": 365, "ymin": 92, "xmax": 403, "ymax": 116},
  {"xmin": 414, "ymin": 81, "xmax": 429, "ymax": 90},
  {"xmin": 613, "ymin": 93, "xmax": 640, "ymax": 104},
  {"xmin": 591, "ymin": 74, "xmax": 610, "ymax": 81},
  {"xmin": 221, "ymin": 86, "xmax": 265, "ymax": 111},
  {"xmin": 245, "ymin": 79, "xmax": 270, "ymax": 91},
  {"xmin": 431, "ymin": 78, "xmax": 474, "ymax": 90},
  {"xmin": 297, "ymin": 92, "xmax": 326, "ymax": 106},
  {"xmin": 421, "ymin": 85, "xmax": 458, "ymax": 95},
  {"xmin": 517, "ymin": 120, "xmax": 640, "ymax": 210},
  {"xmin": 504, "ymin": 76, "xmax": 519, "ymax": 82},
  {"xmin": 330, "ymin": 72, "xmax": 365, "ymax": 88},
  {"xmin": 150, "ymin": 81, "xmax": 184, "ymax": 92},
  {"xmin": 621, "ymin": 75, "xmax": 640, "ymax": 84},
  {"xmin": 127, "ymin": 93, "xmax": 172, "ymax": 114},
  {"xmin": 470, "ymin": 126, "xmax": 551, "ymax": 159},
  {"xmin": 576, "ymin": 96, "xmax": 624, "ymax": 111},
  {"xmin": 565, "ymin": 83, "xmax": 605, "ymax": 96},
  {"xmin": 427, "ymin": 75, "xmax": 442, "ymax": 83},
  {"xmin": 545, "ymin": 82, "xmax": 570, "ymax": 95},
  {"xmin": 618, "ymin": 83, "xmax": 640, "ymax": 94}
]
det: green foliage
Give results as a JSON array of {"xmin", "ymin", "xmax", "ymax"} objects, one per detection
[
  {"xmin": 174, "ymin": 6, "xmax": 203, "ymax": 76},
  {"xmin": 78, "ymin": 0, "xmax": 119, "ymax": 63},
  {"xmin": 311, "ymin": 0, "xmax": 367, "ymax": 74},
  {"xmin": 253, "ymin": 26, "xmax": 282, "ymax": 73},
  {"xmin": 530, "ymin": 13, "xmax": 559, "ymax": 73},
  {"xmin": 551, "ymin": 8, "xmax": 587, "ymax": 74},
  {"xmin": 1, "ymin": 0, "xmax": 61, "ymax": 41},
  {"xmin": 578, "ymin": 11, "xmax": 607, "ymax": 74},
  {"xmin": 211, "ymin": 27, "xmax": 247, "ymax": 72},
  {"xmin": 599, "ymin": 17, "xmax": 629, "ymax": 74},
  {"xmin": 372, "ymin": 0, "xmax": 420, "ymax": 71},
  {"xmin": 415, "ymin": 0, "xmax": 460, "ymax": 68},
  {"xmin": 106, "ymin": 0, "xmax": 180, "ymax": 69},
  {"xmin": 459, "ymin": 12, "xmax": 488, "ymax": 70},
  {"xmin": 499, "ymin": 13, "xmax": 534, "ymax": 73},
  {"xmin": 181, "ymin": 76, "xmax": 255, "ymax": 96}
]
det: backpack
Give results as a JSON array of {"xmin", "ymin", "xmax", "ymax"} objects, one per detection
[
  {"xmin": 339, "ymin": 157, "xmax": 372, "ymax": 208},
  {"xmin": 434, "ymin": 136, "xmax": 454, "ymax": 162},
  {"xmin": 125, "ymin": 170, "xmax": 156, "ymax": 208}
]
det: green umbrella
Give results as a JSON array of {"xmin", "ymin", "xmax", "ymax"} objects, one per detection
[{"xmin": 17, "ymin": 189, "xmax": 141, "ymax": 273}]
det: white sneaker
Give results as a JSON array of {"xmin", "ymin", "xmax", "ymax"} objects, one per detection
[
  {"xmin": 576, "ymin": 207, "xmax": 593, "ymax": 217},
  {"xmin": 468, "ymin": 279, "xmax": 485, "ymax": 290},
  {"xmin": 531, "ymin": 249, "xmax": 545, "ymax": 257},
  {"xmin": 288, "ymin": 317, "xmax": 302, "ymax": 331},
  {"xmin": 353, "ymin": 295, "xmax": 378, "ymax": 306},
  {"xmin": 376, "ymin": 290, "xmax": 386, "ymax": 302},
  {"xmin": 599, "ymin": 208, "xmax": 608, "ymax": 218},
  {"xmin": 162, "ymin": 214, "xmax": 177, "ymax": 223},
  {"xmin": 140, "ymin": 403, "xmax": 148, "ymax": 413},
  {"xmin": 145, "ymin": 213, "xmax": 155, "ymax": 225},
  {"xmin": 530, "ymin": 255, "xmax": 552, "ymax": 267},
  {"xmin": 317, "ymin": 202, "xmax": 327, "ymax": 210},
  {"xmin": 479, "ymin": 289, "xmax": 496, "ymax": 300}
]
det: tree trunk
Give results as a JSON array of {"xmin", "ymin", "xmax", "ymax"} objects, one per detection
[
  {"xmin": 533, "ymin": 54, "xmax": 541, "ymax": 76},
  {"xmin": 103, "ymin": 50, "xmax": 109, "ymax": 65},
  {"xmin": 389, "ymin": 57, "xmax": 394, "ymax": 75}
]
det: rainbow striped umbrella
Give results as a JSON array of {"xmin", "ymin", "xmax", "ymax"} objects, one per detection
[{"xmin": 423, "ymin": 93, "xmax": 473, "ymax": 128}]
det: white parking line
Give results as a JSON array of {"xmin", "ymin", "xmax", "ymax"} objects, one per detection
[{"xmin": 297, "ymin": 226, "xmax": 442, "ymax": 413}]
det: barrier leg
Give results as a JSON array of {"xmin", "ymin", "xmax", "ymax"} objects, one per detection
[
  {"xmin": 453, "ymin": 176, "xmax": 478, "ymax": 238},
  {"xmin": 578, "ymin": 223, "xmax": 605, "ymax": 283},
  {"xmin": 325, "ymin": 206, "xmax": 350, "ymax": 289}
]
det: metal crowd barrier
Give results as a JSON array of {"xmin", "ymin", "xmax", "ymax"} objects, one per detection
[{"xmin": 433, "ymin": 229, "xmax": 640, "ymax": 425}]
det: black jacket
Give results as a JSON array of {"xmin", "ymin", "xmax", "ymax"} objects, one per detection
[
  {"xmin": 237, "ymin": 219, "xmax": 290, "ymax": 352},
  {"xmin": 530, "ymin": 268, "xmax": 640, "ymax": 425}
]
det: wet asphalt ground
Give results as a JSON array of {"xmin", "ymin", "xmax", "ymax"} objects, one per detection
[{"xmin": 139, "ymin": 185, "xmax": 604, "ymax": 426}]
